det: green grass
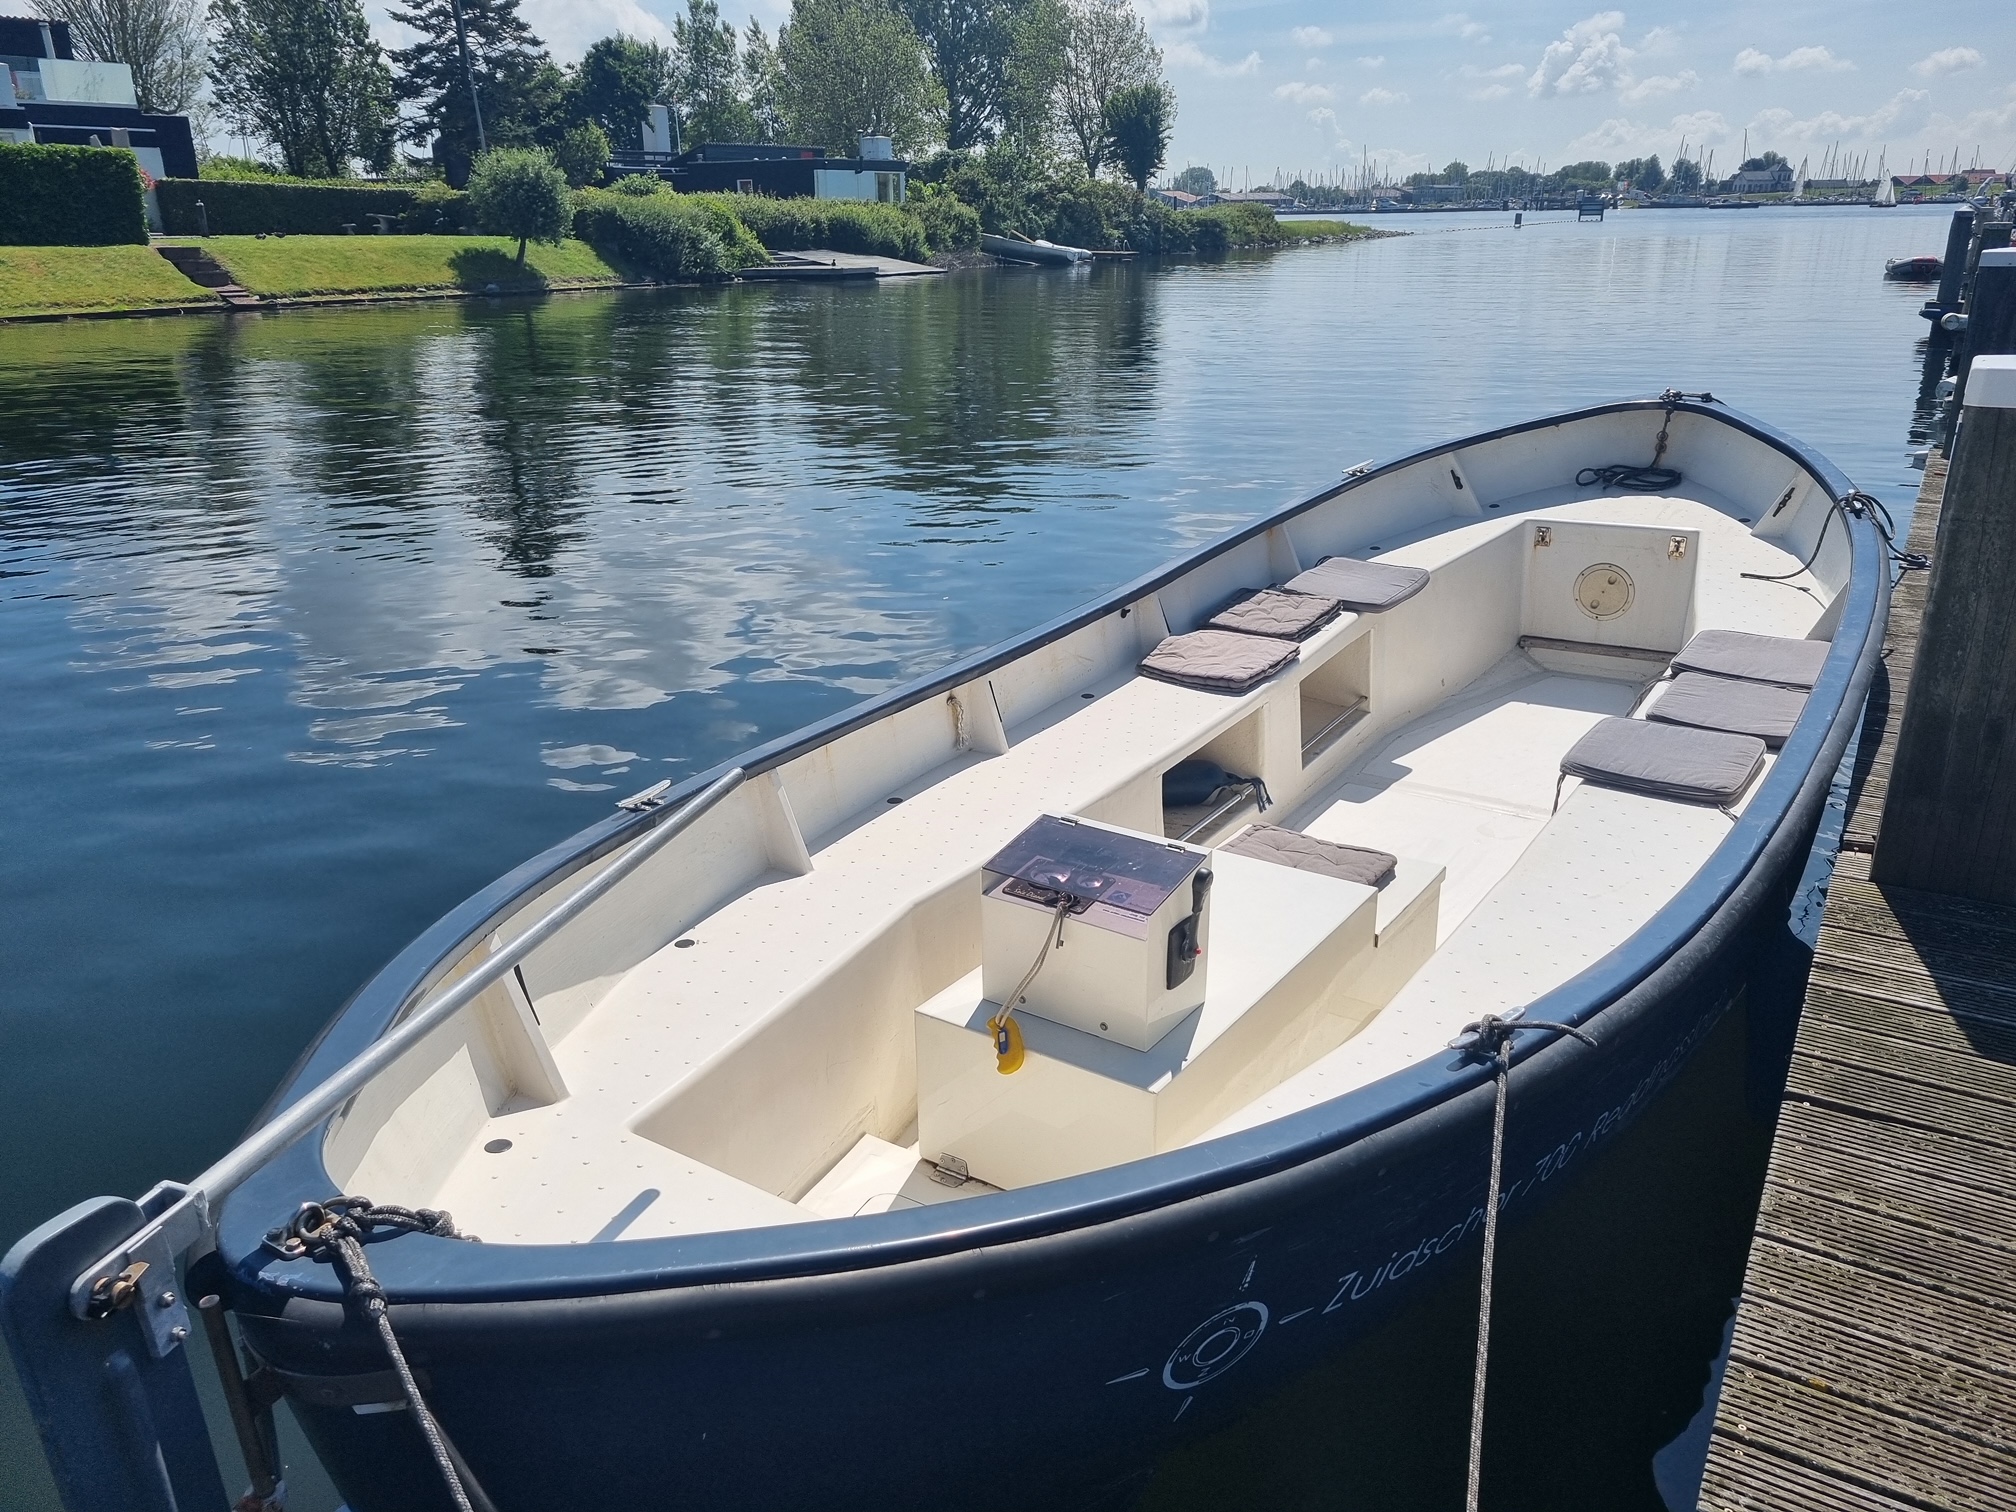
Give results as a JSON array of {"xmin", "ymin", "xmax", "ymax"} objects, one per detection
[
  {"xmin": 189, "ymin": 235, "xmax": 625, "ymax": 298},
  {"xmin": 0, "ymin": 244, "xmax": 212, "ymax": 318},
  {"xmin": 1268, "ymin": 219, "xmax": 1380, "ymax": 243}
]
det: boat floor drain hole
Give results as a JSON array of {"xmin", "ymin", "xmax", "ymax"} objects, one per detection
[{"xmin": 484, "ymin": 1138, "xmax": 513, "ymax": 1154}]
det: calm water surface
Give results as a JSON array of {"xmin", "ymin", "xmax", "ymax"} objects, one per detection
[{"xmin": 0, "ymin": 204, "xmax": 1949, "ymax": 1510}]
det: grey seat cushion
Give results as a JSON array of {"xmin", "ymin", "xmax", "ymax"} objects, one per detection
[
  {"xmin": 1283, "ymin": 556, "xmax": 1431, "ymax": 612},
  {"xmin": 1206, "ymin": 587, "xmax": 1343, "ymax": 641},
  {"xmin": 1561, "ymin": 717, "xmax": 1766, "ymax": 806},
  {"xmin": 1139, "ymin": 629, "xmax": 1299, "ymax": 694},
  {"xmin": 1221, "ymin": 824, "xmax": 1397, "ymax": 886},
  {"xmin": 1670, "ymin": 629, "xmax": 1829, "ymax": 689},
  {"xmin": 1647, "ymin": 672, "xmax": 1808, "ymax": 749}
]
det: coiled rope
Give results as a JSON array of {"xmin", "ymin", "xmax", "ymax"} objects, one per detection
[
  {"xmin": 1575, "ymin": 389, "xmax": 1713, "ymax": 493},
  {"xmin": 280, "ymin": 1197, "xmax": 482, "ymax": 1512},
  {"xmin": 1454, "ymin": 1013, "xmax": 1597, "ymax": 1512}
]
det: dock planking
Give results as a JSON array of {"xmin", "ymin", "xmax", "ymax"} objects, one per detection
[{"xmin": 1698, "ymin": 450, "xmax": 2016, "ymax": 1511}]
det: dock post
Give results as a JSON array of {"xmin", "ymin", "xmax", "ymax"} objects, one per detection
[
  {"xmin": 1952, "ymin": 246, "xmax": 2016, "ymax": 409},
  {"xmin": 1873, "ymin": 346, "xmax": 2016, "ymax": 902},
  {"xmin": 1930, "ymin": 207, "xmax": 1974, "ymax": 321}
]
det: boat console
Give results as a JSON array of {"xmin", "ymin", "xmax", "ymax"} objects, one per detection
[{"xmin": 917, "ymin": 814, "xmax": 1441, "ymax": 1188}]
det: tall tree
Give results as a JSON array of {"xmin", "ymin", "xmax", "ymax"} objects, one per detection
[
  {"xmin": 741, "ymin": 19, "xmax": 784, "ymax": 141},
  {"xmin": 777, "ymin": 0, "xmax": 943, "ymax": 155},
  {"xmin": 1170, "ymin": 164, "xmax": 1213, "ymax": 196},
  {"xmin": 1055, "ymin": 0, "xmax": 1156, "ymax": 178},
  {"xmin": 1102, "ymin": 79, "xmax": 1170, "ymax": 193},
  {"xmin": 207, "ymin": 0, "xmax": 394, "ymax": 176},
  {"xmin": 567, "ymin": 33, "xmax": 674, "ymax": 148},
  {"xmin": 37, "ymin": 0, "xmax": 204, "ymax": 113},
  {"xmin": 674, "ymin": 0, "xmax": 756, "ymax": 143},
  {"xmin": 389, "ymin": 0, "xmax": 561, "ymax": 184},
  {"xmin": 998, "ymin": 0, "xmax": 1064, "ymax": 153},
  {"xmin": 897, "ymin": 0, "xmax": 1025, "ymax": 150}
]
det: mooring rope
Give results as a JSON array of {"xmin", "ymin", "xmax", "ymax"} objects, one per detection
[
  {"xmin": 280, "ymin": 1197, "xmax": 481, "ymax": 1512},
  {"xmin": 1742, "ymin": 488, "xmax": 1927, "ymax": 585},
  {"xmin": 1454, "ymin": 1013, "xmax": 1598, "ymax": 1512}
]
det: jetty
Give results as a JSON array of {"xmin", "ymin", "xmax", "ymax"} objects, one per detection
[{"xmin": 1699, "ymin": 229, "xmax": 2016, "ymax": 1511}]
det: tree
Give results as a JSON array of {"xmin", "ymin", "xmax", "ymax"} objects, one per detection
[
  {"xmin": 1055, "ymin": 0, "xmax": 1158, "ymax": 178},
  {"xmin": 1442, "ymin": 160, "xmax": 1469, "ymax": 184},
  {"xmin": 467, "ymin": 146, "xmax": 569, "ymax": 265},
  {"xmin": 898, "ymin": 0, "xmax": 1026, "ymax": 150},
  {"xmin": 1739, "ymin": 150, "xmax": 1785, "ymax": 172},
  {"xmin": 568, "ymin": 33, "xmax": 674, "ymax": 147},
  {"xmin": 37, "ymin": 0, "xmax": 204, "ymax": 113},
  {"xmin": 553, "ymin": 120, "xmax": 609, "ymax": 186},
  {"xmin": 998, "ymin": 0, "xmax": 1065, "ymax": 152},
  {"xmin": 207, "ymin": 0, "xmax": 395, "ymax": 177},
  {"xmin": 1632, "ymin": 154, "xmax": 1662, "ymax": 192},
  {"xmin": 1171, "ymin": 164, "xmax": 1213, "ymax": 196},
  {"xmin": 1667, "ymin": 156, "xmax": 1702, "ymax": 192},
  {"xmin": 675, "ymin": 0, "xmax": 757, "ymax": 143},
  {"xmin": 1102, "ymin": 79, "xmax": 1170, "ymax": 193},
  {"xmin": 741, "ymin": 20, "xmax": 785, "ymax": 140},
  {"xmin": 778, "ymin": 0, "xmax": 943, "ymax": 155},
  {"xmin": 389, "ymin": 0, "xmax": 562, "ymax": 185}
]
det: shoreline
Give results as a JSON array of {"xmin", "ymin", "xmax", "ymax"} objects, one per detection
[{"xmin": 0, "ymin": 229, "xmax": 1395, "ymax": 325}]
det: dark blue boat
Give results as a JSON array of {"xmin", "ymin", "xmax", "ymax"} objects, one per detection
[{"xmin": 3, "ymin": 396, "xmax": 1887, "ymax": 1512}]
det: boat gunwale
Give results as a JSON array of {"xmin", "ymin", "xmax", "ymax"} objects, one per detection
[{"xmin": 223, "ymin": 396, "xmax": 1885, "ymax": 1303}]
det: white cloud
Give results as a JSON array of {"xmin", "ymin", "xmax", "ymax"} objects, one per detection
[
  {"xmin": 1306, "ymin": 57, "xmax": 1324, "ymax": 71},
  {"xmin": 1469, "ymin": 84, "xmax": 1513, "ymax": 101},
  {"xmin": 1274, "ymin": 81, "xmax": 1334, "ymax": 104},
  {"xmin": 1912, "ymin": 47, "xmax": 1983, "ymax": 78},
  {"xmin": 1734, "ymin": 45, "xmax": 1853, "ymax": 76},
  {"xmin": 1529, "ymin": 12, "xmax": 1634, "ymax": 96},
  {"xmin": 1357, "ymin": 54, "xmax": 1385, "ymax": 69},
  {"xmin": 1165, "ymin": 40, "xmax": 1261, "ymax": 75},
  {"xmin": 1621, "ymin": 70, "xmax": 1698, "ymax": 102},
  {"xmin": 1440, "ymin": 13, "xmax": 1491, "ymax": 43},
  {"xmin": 1139, "ymin": 0, "xmax": 1210, "ymax": 37},
  {"xmin": 1563, "ymin": 108, "xmax": 1729, "ymax": 157},
  {"xmin": 1291, "ymin": 25, "xmax": 1334, "ymax": 48},
  {"xmin": 1459, "ymin": 62, "xmax": 1526, "ymax": 79},
  {"xmin": 1360, "ymin": 87, "xmax": 1411, "ymax": 106},
  {"xmin": 1747, "ymin": 89, "xmax": 1929, "ymax": 144},
  {"xmin": 492, "ymin": 0, "xmax": 669, "ymax": 58},
  {"xmin": 1636, "ymin": 26, "xmax": 1680, "ymax": 56}
]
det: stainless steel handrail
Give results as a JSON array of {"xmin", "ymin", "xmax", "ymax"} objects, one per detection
[{"xmin": 67, "ymin": 767, "xmax": 748, "ymax": 1323}]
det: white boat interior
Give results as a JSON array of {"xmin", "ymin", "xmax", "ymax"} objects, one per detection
[{"xmin": 320, "ymin": 408, "xmax": 1851, "ymax": 1246}]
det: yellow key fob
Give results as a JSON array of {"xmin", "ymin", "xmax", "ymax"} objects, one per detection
[{"xmin": 989, "ymin": 1014, "xmax": 1025, "ymax": 1075}]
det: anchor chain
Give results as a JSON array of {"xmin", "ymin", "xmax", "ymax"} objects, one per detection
[
  {"xmin": 270, "ymin": 1197, "xmax": 483, "ymax": 1512},
  {"xmin": 1453, "ymin": 1013, "xmax": 1598, "ymax": 1512}
]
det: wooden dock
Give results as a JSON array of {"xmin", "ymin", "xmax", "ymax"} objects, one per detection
[{"xmin": 1698, "ymin": 451, "xmax": 2016, "ymax": 1510}]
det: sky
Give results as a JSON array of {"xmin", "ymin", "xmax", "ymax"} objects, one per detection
[{"xmin": 364, "ymin": 0, "xmax": 2016, "ymax": 184}]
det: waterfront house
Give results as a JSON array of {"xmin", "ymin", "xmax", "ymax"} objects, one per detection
[
  {"xmin": 1725, "ymin": 162, "xmax": 1796, "ymax": 194},
  {"xmin": 1150, "ymin": 188, "xmax": 1202, "ymax": 209},
  {"xmin": 0, "ymin": 14, "xmax": 196, "ymax": 178},
  {"xmin": 611, "ymin": 130, "xmax": 908, "ymax": 203}
]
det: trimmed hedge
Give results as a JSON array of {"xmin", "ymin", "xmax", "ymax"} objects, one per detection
[
  {"xmin": 910, "ymin": 189, "xmax": 980, "ymax": 253},
  {"xmin": 0, "ymin": 143, "xmax": 148, "ymax": 247},
  {"xmin": 157, "ymin": 178, "xmax": 418, "ymax": 236},
  {"xmin": 573, "ymin": 189, "xmax": 758, "ymax": 281},
  {"xmin": 709, "ymin": 194, "xmax": 929, "ymax": 262}
]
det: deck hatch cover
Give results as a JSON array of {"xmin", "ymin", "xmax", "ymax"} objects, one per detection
[{"xmin": 984, "ymin": 815, "xmax": 1203, "ymax": 919}]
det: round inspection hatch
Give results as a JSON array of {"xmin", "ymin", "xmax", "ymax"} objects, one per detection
[{"xmin": 1574, "ymin": 563, "xmax": 1635, "ymax": 620}]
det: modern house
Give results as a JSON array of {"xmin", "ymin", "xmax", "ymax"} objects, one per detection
[
  {"xmin": 1149, "ymin": 187, "xmax": 1202, "ymax": 208},
  {"xmin": 612, "ymin": 126, "xmax": 909, "ymax": 203},
  {"xmin": 0, "ymin": 15, "xmax": 196, "ymax": 178}
]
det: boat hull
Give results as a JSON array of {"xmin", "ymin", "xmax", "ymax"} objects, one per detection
[{"xmin": 203, "ymin": 396, "xmax": 1885, "ymax": 1511}]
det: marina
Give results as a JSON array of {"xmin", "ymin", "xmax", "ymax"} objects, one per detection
[{"xmin": 0, "ymin": 204, "xmax": 1983, "ymax": 1512}]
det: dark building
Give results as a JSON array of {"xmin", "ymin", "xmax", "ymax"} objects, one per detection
[
  {"xmin": 1, "ymin": 15, "xmax": 198, "ymax": 179},
  {"xmin": 612, "ymin": 137, "xmax": 909, "ymax": 204}
]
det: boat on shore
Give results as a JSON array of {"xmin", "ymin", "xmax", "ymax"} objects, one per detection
[
  {"xmin": 981, "ymin": 231, "xmax": 1093, "ymax": 266},
  {"xmin": 3, "ymin": 395, "xmax": 1887, "ymax": 1512}
]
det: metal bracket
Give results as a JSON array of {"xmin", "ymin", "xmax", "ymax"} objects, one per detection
[
  {"xmin": 617, "ymin": 779, "xmax": 672, "ymax": 811},
  {"xmin": 1669, "ymin": 535, "xmax": 1689, "ymax": 560},
  {"xmin": 69, "ymin": 1181, "xmax": 208, "ymax": 1353},
  {"xmin": 1534, "ymin": 525, "xmax": 1553, "ymax": 548}
]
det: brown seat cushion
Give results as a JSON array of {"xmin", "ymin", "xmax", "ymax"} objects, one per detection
[
  {"xmin": 1561, "ymin": 717, "xmax": 1766, "ymax": 806},
  {"xmin": 1284, "ymin": 556, "xmax": 1431, "ymax": 612},
  {"xmin": 1206, "ymin": 587, "xmax": 1343, "ymax": 642},
  {"xmin": 1139, "ymin": 630, "xmax": 1299, "ymax": 694},
  {"xmin": 1647, "ymin": 673, "xmax": 1808, "ymax": 749},
  {"xmin": 1221, "ymin": 824, "xmax": 1397, "ymax": 886},
  {"xmin": 1670, "ymin": 629, "xmax": 1829, "ymax": 689}
]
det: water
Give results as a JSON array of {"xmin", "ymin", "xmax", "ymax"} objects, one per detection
[{"xmin": 0, "ymin": 204, "xmax": 1950, "ymax": 1511}]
